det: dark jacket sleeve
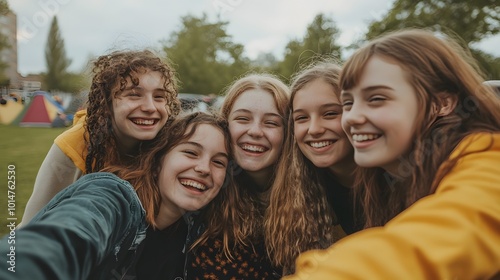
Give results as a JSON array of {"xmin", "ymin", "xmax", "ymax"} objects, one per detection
[{"xmin": 0, "ymin": 172, "xmax": 144, "ymax": 280}]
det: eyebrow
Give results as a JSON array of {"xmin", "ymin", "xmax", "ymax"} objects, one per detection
[
  {"xmin": 183, "ymin": 141, "xmax": 229, "ymax": 159},
  {"xmin": 361, "ymin": 85, "xmax": 394, "ymax": 93},
  {"xmin": 123, "ymin": 85, "xmax": 167, "ymax": 92},
  {"xmin": 292, "ymin": 102, "xmax": 341, "ymax": 114},
  {"xmin": 341, "ymin": 85, "xmax": 394, "ymax": 97},
  {"xmin": 231, "ymin": 108, "xmax": 282, "ymax": 118}
]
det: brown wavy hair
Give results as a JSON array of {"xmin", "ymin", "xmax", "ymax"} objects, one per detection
[
  {"xmin": 85, "ymin": 49, "xmax": 181, "ymax": 174},
  {"xmin": 104, "ymin": 112, "xmax": 232, "ymax": 228},
  {"xmin": 265, "ymin": 61, "xmax": 346, "ymax": 273},
  {"xmin": 192, "ymin": 73, "xmax": 290, "ymax": 259},
  {"xmin": 340, "ymin": 29, "xmax": 500, "ymax": 228}
]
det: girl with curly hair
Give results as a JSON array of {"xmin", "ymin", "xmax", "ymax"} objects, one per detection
[
  {"xmin": 20, "ymin": 49, "xmax": 180, "ymax": 226},
  {"xmin": 286, "ymin": 29, "xmax": 500, "ymax": 279}
]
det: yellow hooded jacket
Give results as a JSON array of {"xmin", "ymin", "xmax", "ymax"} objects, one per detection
[{"xmin": 285, "ymin": 133, "xmax": 500, "ymax": 280}]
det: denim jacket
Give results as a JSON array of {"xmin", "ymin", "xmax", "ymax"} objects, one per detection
[{"xmin": 0, "ymin": 172, "xmax": 147, "ymax": 280}]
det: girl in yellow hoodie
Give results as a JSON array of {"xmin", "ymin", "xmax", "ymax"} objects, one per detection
[{"xmin": 285, "ymin": 29, "xmax": 500, "ymax": 280}]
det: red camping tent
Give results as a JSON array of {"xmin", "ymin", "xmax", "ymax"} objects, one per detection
[{"xmin": 14, "ymin": 92, "xmax": 64, "ymax": 127}]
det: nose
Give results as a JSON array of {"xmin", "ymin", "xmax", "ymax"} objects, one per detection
[
  {"xmin": 247, "ymin": 122, "xmax": 264, "ymax": 138},
  {"xmin": 308, "ymin": 117, "xmax": 325, "ymax": 136},
  {"xmin": 194, "ymin": 158, "xmax": 211, "ymax": 175},
  {"xmin": 342, "ymin": 103, "xmax": 366, "ymax": 127},
  {"xmin": 140, "ymin": 95, "xmax": 156, "ymax": 112}
]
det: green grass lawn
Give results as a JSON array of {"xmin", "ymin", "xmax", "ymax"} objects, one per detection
[{"xmin": 0, "ymin": 125, "xmax": 68, "ymax": 236}]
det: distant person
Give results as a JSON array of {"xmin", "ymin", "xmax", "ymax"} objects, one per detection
[
  {"xmin": 0, "ymin": 112, "xmax": 232, "ymax": 280},
  {"xmin": 19, "ymin": 49, "xmax": 181, "ymax": 226},
  {"xmin": 284, "ymin": 29, "xmax": 500, "ymax": 280},
  {"xmin": 51, "ymin": 113, "xmax": 69, "ymax": 128}
]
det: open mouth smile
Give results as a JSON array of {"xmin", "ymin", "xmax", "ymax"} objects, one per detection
[
  {"xmin": 180, "ymin": 179, "xmax": 207, "ymax": 192},
  {"xmin": 352, "ymin": 134, "xmax": 381, "ymax": 142}
]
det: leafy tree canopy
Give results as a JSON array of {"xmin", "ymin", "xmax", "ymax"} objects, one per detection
[
  {"xmin": 365, "ymin": 0, "xmax": 500, "ymax": 78},
  {"xmin": 163, "ymin": 14, "xmax": 250, "ymax": 95},
  {"xmin": 277, "ymin": 13, "xmax": 342, "ymax": 81},
  {"xmin": 366, "ymin": 0, "xmax": 499, "ymax": 43}
]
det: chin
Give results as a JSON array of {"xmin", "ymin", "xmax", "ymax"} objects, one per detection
[{"xmin": 354, "ymin": 157, "xmax": 377, "ymax": 168}]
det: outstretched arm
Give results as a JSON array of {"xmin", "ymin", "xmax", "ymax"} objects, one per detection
[
  {"xmin": 1, "ymin": 172, "xmax": 145, "ymax": 280},
  {"xmin": 19, "ymin": 144, "xmax": 82, "ymax": 227}
]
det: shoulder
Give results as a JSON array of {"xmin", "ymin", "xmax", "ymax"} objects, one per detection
[
  {"xmin": 449, "ymin": 132, "xmax": 500, "ymax": 159},
  {"xmin": 435, "ymin": 132, "xmax": 500, "ymax": 195}
]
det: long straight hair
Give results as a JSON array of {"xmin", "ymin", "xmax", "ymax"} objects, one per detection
[
  {"xmin": 194, "ymin": 73, "xmax": 290, "ymax": 259},
  {"xmin": 340, "ymin": 29, "xmax": 500, "ymax": 227}
]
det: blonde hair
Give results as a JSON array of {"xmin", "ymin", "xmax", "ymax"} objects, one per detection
[
  {"xmin": 265, "ymin": 61, "xmax": 346, "ymax": 274},
  {"xmin": 194, "ymin": 73, "xmax": 290, "ymax": 259}
]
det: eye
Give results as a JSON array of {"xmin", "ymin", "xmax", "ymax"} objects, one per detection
[
  {"xmin": 265, "ymin": 120, "xmax": 280, "ymax": 127},
  {"xmin": 123, "ymin": 90, "xmax": 140, "ymax": 97},
  {"xmin": 368, "ymin": 96, "xmax": 386, "ymax": 105},
  {"xmin": 342, "ymin": 100, "xmax": 353, "ymax": 110},
  {"xmin": 324, "ymin": 110, "xmax": 341, "ymax": 118},
  {"xmin": 293, "ymin": 114, "xmax": 308, "ymax": 122},
  {"xmin": 212, "ymin": 159, "xmax": 227, "ymax": 168},
  {"xmin": 182, "ymin": 150, "xmax": 197, "ymax": 157},
  {"xmin": 154, "ymin": 94, "xmax": 167, "ymax": 100}
]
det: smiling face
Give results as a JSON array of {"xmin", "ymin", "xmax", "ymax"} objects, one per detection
[
  {"xmin": 293, "ymin": 78, "xmax": 353, "ymax": 171},
  {"xmin": 228, "ymin": 89, "xmax": 285, "ymax": 174},
  {"xmin": 157, "ymin": 123, "xmax": 229, "ymax": 220},
  {"xmin": 341, "ymin": 55, "xmax": 419, "ymax": 175},
  {"xmin": 112, "ymin": 70, "xmax": 170, "ymax": 151}
]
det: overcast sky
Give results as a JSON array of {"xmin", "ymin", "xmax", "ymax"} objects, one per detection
[{"xmin": 10, "ymin": 0, "xmax": 500, "ymax": 76}]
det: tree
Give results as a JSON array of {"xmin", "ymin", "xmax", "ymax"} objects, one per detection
[
  {"xmin": 0, "ymin": 0, "xmax": 11, "ymax": 87},
  {"xmin": 44, "ymin": 16, "xmax": 72, "ymax": 92},
  {"xmin": 277, "ymin": 14, "xmax": 343, "ymax": 81},
  {"xmin": 163, "ymin": 14, "xmax": 250, "ymax": 94},
  {"xmin": 0, "ymin": 0, "xmax": 8, "ymax": 14},
  {"xmin": 364, "ymin": 0, "xmax": 500, "ymax": 78}
]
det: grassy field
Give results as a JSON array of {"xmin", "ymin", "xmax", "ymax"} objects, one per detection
[{"xmin": 0, "ymin": 125, "xmax": 68, "ymax": 236}]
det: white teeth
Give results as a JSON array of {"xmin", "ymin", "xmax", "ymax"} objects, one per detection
[
  {"xmin": 180, "ymin": 179, "xmax": 206, "ymax": 191},
  {"xmin": 241, "ymin": 144, "xmax": 265, "ymax": 152},
  {"xmin": 132, "ymin": 119, "xmax": 155, "ymax": 125},
  {"xmin": 352, "ymin": 134, "xmax": 380, "ymax": 142},
  {"xmin": 309, "ymin": 141, "xmax": 333, "ymax": 148}
]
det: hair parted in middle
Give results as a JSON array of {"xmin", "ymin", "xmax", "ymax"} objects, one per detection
[
  {"xmin": 265, "ymin": 60, "xmax": 347, "ymax": 273},
  {"xmin": 193, "ymin": 72, "xmax": 290, "ymax": 259}
]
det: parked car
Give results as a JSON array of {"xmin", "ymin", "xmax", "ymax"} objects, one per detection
[{"xmin": 178, "ymin": 93, "xmax": 209, "ymax": 113}]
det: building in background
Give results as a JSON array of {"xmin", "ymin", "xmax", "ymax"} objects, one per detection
[{"xmin": 0, "ymin": 10, "xmax": 19, "ymax": 89}]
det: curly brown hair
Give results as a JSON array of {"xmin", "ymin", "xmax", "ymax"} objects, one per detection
[{"xmin": 85, "ymin": 49, "xmax": 180, "ymax": 173}]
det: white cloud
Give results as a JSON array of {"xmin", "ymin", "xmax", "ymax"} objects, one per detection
[{"xmin": 9, "ymin": 0, "xmax": 500, "ymax": 76}]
